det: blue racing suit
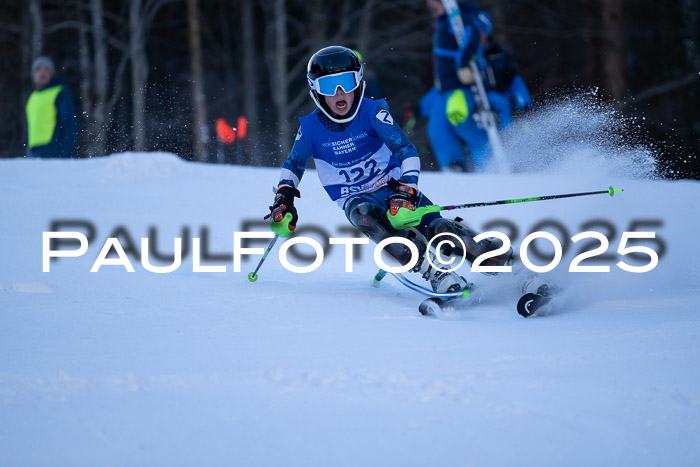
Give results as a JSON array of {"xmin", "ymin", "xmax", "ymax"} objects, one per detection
[
  {"xmin": 275, "ymin": 96, "xmax": 513, "ymax": 272},
  {"xmin": 277, "ymin": 97, "xmax": 445, "ymax": 264}
]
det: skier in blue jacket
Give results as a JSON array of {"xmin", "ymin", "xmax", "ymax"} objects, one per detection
[
  {"xmin": 425, "ymin": 2, "xmax": 532, "ymax": 172},
  {"xmin": 266, "ymin": 46, "xmax": 512, "ymax": 293},
  {"xmin": 425, "ymin": 0, "xmax": 487, "ymax": 171}
]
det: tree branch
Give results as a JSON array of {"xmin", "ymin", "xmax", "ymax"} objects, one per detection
[{"xmin": 626, "ymin": 73, "xmax": 700, "ymax": 106}]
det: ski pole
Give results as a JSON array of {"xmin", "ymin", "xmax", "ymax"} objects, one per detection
[
  {"xmin": 470, "ymin": 60, "xmax": 509, "ymax": 173},
  {"xmin": 247, "ymin": 234, "xmax": 279, "ymax": 282},
  {"xmin": 249, "ymin": 212, "xmax": 296, "ymax": 282},
  {"xmin": 388, "ymin": 186, "xmax": 624, "ymax": 230}
]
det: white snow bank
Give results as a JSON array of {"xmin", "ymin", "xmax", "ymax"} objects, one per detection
[{"xmin": 0, "ymin": 151, "xmax": 698, "ymax": 466}]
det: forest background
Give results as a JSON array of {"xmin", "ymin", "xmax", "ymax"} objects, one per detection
[{"xmin": 1, "ymin": 0, "xmax": 698, "ymax": 179}]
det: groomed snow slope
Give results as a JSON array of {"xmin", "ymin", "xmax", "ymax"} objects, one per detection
[{"xmin": 1, "ymin": 152, "xmax": 699, "ymax": 466}]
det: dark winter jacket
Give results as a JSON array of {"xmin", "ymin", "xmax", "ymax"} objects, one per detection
[
  {"xmin": 482, "ymin": 41, "xmax": 533, "ymax": 111},
  {"xmin": 26, "ymin": 76, "xmax": 79, "ymax": 158},
  {"xmin": 432, "ymin": 1, "xmax": 482, "ymax": 93}
]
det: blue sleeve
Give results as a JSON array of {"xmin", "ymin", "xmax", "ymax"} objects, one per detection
[
  {"xmin": 457, "ymin": 24, "xmax": 480, "ymax": 69},
  {"xmin": 419, "ymin": 86, "xmax": 440, "ymax": 118},
  {"xmin": 434, "ymin": 13, "xmax": 482, "ymax": 92},
  {"xmin": 507, "ymin": 75, "xmax": 533, "ymax": 111},
  {"xmin": 371, "ymin": 101, "xmax": 420, "ymax": 185},
  {"xmin": 278, "ymin": 126, "xmax": 313, "ymax": 189},
  {"xmin": 56, "ymin": 88, "xmax": 78, "ymax": 158}
]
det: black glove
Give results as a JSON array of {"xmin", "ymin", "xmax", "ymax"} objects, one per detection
[
  {"xmin": 264, "ymin": 185, "xmax": 301, "ymax": 232},
  {"xmin": 387, "ymin": 178, "xmax": 420, "ymax": 216}
]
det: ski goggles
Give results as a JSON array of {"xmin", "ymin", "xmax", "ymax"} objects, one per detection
[{"xmin": 309, "ymin": 71, "xmax": 362, "ymax": 96}]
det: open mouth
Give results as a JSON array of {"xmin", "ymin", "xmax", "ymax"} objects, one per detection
[{"xmin": 335, "ymin": 100, "xmax": 348, "ymax": 111}]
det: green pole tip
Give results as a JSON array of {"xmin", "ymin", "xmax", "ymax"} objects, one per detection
[
  {"xmin": 461, "ymin": 289, "xmax": 470, "ymax": 298},
  {"xmin": 248, "ymin": 272, "xmax": 258, "ymax": 282},
  {"xmin": 608, "ymin": 186, "xmax": 623, "ymax": 197}
]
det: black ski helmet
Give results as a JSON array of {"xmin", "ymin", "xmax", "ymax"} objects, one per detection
[{"xmin": 307, "ymin": 46, "xmax": 365, "ymax": 123}]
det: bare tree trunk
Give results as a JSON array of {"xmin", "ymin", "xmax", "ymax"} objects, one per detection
[
  {"xmin": 76, "ymin": 3, "xmax": 92, "ymax": 158},
  {"xmin": 241, "ymin": 0, "xmax": 259, "ymax": 165},
  {"xmin": 581, "ymin": 0, "xmax": 598, "ymax": 88},
  {"xmin": 187, "ymin": 0, "xmax": 209, "ymax": 162},
  {"xmin": 543, "ymin": 5, "xmax": 559, "ymax": 90},
  {"xmin": 78, "ymin": 10, "xmax": 92, "ymax": 116},
  {"xmin": 489, "ymin": 0, "xmax": 510, "ymax": 50},
  {"xmin": 130, "ymin": 0, "xmax": 174, "ymax": 152},
  {"xmin": 269, "ymin": 0, "xmax": 289, "ymax": 164},
  {"xmin": 129, "ymin": 0, "xmax": 148, "ymax": 151},
  {"xmin": 20, "ymin": 2, "xmax": 41, "ymax": 155},
  {"xmin": 28, "ymin": 0, "xmax": 44, "ymax": 59},
  {"xmin": 356, "ymin": 0, "xmax": 374, "ymax": 57},
  {"xmin": 90, "ymin": 0, "xmax": 109, "ymax": 156},
  {"xmin": 682, "ymin": 0, "xmax": 700, "ymax": 71},
  {"xmin": 309, "ymin": 0, "xmax": 326, "ymax": 54},
  {"xmin": 219, "ymin": 4, "xmax": 235, "ymax": 114},
  {"xmin": 602, "ymin": 0, "xmax": 626, "ymax": 100},
  {"xmin": 331, "ymin": 2, "xmax": 352, "ymax": 42}
]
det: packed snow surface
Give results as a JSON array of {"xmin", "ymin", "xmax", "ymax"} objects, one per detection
[{"xmin": 1, "ymin": 151, "xmax": 699, "ymax": 466}]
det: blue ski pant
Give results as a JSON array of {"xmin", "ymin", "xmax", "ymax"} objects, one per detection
[{"xmin": 424, "ymin": 88, "xmax": 512, "ymax": 171}]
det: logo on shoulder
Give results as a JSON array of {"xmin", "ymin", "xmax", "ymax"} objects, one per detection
[
  {"xmin": 376, "ymin": 109, "xmax": 394, "ymax": 126},
  {"xmin": 295, "ymin": 128, "xmax": 302, "ymax": 140}
]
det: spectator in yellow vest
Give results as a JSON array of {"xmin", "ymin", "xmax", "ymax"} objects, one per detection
[{"xmin": 25, "ymin": 57, "xmax": 78, "ymax": 158}]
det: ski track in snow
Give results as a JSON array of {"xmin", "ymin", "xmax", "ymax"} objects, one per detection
[
  {"xmin": 0, "ymin": 148, "xmax": 699, "ymax": 466},
  {"xmin": 9, "ymin": 282, "xmax": 54, "ymax": 294}
]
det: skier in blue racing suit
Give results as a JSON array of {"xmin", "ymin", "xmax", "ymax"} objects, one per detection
[{"xmin": 265, "ymin": 46, "xmax": 512, "ymax": 293}]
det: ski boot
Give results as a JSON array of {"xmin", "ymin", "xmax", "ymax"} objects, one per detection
[
  {"xmin": 427, "ymin": 217, "xmax": 513, "ymax": 275},
  {"xmin": 412, "ymin": 256, "xmax": 473, "ymax": 316}
]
